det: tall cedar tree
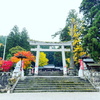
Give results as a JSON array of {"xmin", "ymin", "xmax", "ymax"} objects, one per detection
[
  {"xmin": 80, "ymin": 0, "xmax": 100, "ymax": 61},
  {"xmin": 6, "ymin": 25, "xmax": 30, "ymax": 57}
]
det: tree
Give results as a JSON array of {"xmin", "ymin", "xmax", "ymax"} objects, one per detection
[
  {"xmin": 20, "ymin": 28, "xmax": 30, "ymax": 51},
  {"xmin": 39, "ymin": 46, "xmax": 53, "ymax": 64},
  {"xmin": 6, "ymin": 25, "xmax": 20, "ymax": 55},
  {"xmin": 0, "ymin": 35, "xmax": 5, "ymax": 44},
  {"xmin": 80, "ymin": 0, "xmax": 100, "ymax": 25},
  {"xmin": 0, "ymin": 45, "xmax": 4, "ymax": 58},
  {"xmin": 66, "ymin": 9, "xmax": 81, "ymax": 27},
  {"xmin": 6, "ymin": 25, "xmax": 30, "ymax": 57},
  {"xmin": 0, "ymin": 57, "xmax": 3, "ymax": 69},
  {"xmin": 68, "ymin": 18, "xmax": 86, "ymax": 64},
  {"xmin": 6, "ymin": 46, "xmax": 26, "ymax": 60},
  {"xmin": 52, "ymin": 9, "xmax": 80, "ymax": 42},
  {"xmin": 0, "ymin": 36, "xmax": 6, "ymax": 58},
  {"xmin": 6, "ymin": 53, "xmax": 12, "ymax": 60},
  {"xmin": 10, "ymin": 51, "xmax": 35, "ymax": 69},
  {"xmin": 52, "ymin": 9, "xmax": 83, "ymax": 67},
  {"xmin": 45, "ymin": 52, "xmax": 54, "ymax": 64},
  {"xmin": 9, "ymin": 46, "xmax": 26, "ymax": 55},
  {"xmin": 39, "ymin": 52, "xmax": 49, "ymax": 66},
  {"xmin": 52, "ymin": 26, "xmax": 71, "ymax": 41},
  {"xmin": 1, "ymin": 60, "xmax": 13, "ymax": 72},
  {"xmin": 80, "ymin": 0, "xmax": 100, "ymax": 61},
  {"xmin": 54, "ymin": 52, "xmax": 62, "ymax": 67},
  {"xmin": 0, "ymin": 57, "xmax": 13, "ymax": 72}
]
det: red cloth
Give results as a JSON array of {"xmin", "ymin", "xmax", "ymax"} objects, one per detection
[
  {"xmin": 20, "ymin": 60, "xmax": 24, "ymax": 71},
  {"xmin": 79, "ymin": 59, "xmax": 84, "ymax": 70}
]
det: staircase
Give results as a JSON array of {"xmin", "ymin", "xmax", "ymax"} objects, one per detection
[{"xmin": 12, "ymin": 76, "xmax": 97, "ymax": 93}]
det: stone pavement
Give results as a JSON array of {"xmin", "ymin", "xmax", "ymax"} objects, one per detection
[{"xmin": 0, "ymin": 92, "xmax": 100, "ymax": 100}]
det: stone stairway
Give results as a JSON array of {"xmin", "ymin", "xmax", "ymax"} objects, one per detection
[{"xmin": 13, "ymin": 76, "xmax": 97, "ymax": 93}]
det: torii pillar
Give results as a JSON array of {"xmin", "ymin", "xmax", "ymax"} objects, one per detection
[
  {"xmin": 62, "ymin": 45, "xmax": 67, "ymax": 75},
  {"xmin": 34, "ymin": 45, "xmax": 40, "ymax": 75}
]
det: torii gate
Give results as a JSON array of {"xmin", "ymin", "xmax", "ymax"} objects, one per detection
[{"xmin": 30, "ymin": 41, "xmax": 71, "ymax": 75}]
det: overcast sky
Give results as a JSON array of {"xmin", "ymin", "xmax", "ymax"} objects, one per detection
[{"xmin": 0, "ymin": 0, "xmax": 82, "ymax": 42}]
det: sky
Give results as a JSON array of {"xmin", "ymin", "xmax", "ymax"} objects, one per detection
[{"xmin": 0, "ymin": 0, "xmax": 82, "ymax": 42}]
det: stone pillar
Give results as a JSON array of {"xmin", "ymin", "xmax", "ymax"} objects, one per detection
[
  {"xmin": 62, "ymin": 45, "xmax": 67, "ymax": 75},
  {"xmin": 34, "ymin": 45, "xmax": 40, "ymax": 75}
]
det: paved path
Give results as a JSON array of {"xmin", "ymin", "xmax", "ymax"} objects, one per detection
[{"xmin": 0, "ymin": 92, "xmax": 100, "ymax": 100}]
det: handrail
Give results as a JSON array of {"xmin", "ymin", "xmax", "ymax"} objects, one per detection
[{"xmin": 10, "ymin": 77, "xmax": 20, "ymax": 93}]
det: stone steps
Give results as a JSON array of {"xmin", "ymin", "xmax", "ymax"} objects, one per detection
[
  {"xmin": 16, "ymin": 84, "xmax": 92, "ymax": 86},
  {"xmin": 14, "ymin": 87, "xmax": 95, "ymax": 90},
  {"xmin": 14, "ymin": 89, "xmax": 97, "ymax": 93},
  {"xmin": 13, "ymin": 76, "xmax": 97, "ymax": 93}
]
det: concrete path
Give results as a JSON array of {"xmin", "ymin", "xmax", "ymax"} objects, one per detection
[{"xmin": 0, "ymin": 92, "xmax": 100, "ymax": 100}]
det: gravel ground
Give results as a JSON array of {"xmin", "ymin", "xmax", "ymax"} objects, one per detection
[{"xmin": 0, "ymin": 92, "xmax": 100, "ymax": 100}]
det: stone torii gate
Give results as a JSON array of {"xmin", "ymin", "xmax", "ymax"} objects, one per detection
[{"xmin": 30, "ymin": 41, "xmax": 71, "ymax": 75}]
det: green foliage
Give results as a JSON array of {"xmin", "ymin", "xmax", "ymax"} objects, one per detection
[
  {"xmin": 66, "ymin": 9, "xmax": 80, "ymax": 26},
  {"xmin": 59, "ymin": 26, "xmax": 71, "ymax": 41},
  {"xmin": 54, "ymin": 52, "xmax": 62, "ymax": 66},
  {"xmin": 45, "ymin": 52, "xmax": 54, "ymax": 64},
  {"xmin": 83, "ymin": 25, "xmax": 100, "ymax": 61},
  {"xmin": 6, "ymin": 25, "xmax": 30, "ymax": 57},
  {"xmin": 0, "ymin": 36, "xmax": 6, "ymax": 58},
  {"xmin": 9, "ymin": 46, "xmax": 26, "ymax": 55},
  {"xmin": 0, "ymin": 45, "xmax": 4, "ymax": 58},
  {"xmin": 20, "ymin": 28, "xmax": 30, "ymax": 51},
  {"xmin": 52, "ymin": 9, "xmax": 82, "ymax": 67},
  {"xmin": 52, "ymin": 9, "xmax": 80, "ymax": 41},
  {"xmin": 80, "ymin": 0, "xmax": 100, "ymax": 61},
  {"xmin": 80, "ymin": 0, "xmax": 100, "ymax": 24},
  {"xmin": 6, "ymin": 53, "xmax": 12, "ymax": 60},
  {"xmin": 0, "ymin": 35, "xmax": 5, "ymax": 44},
  {"xmin": 40, "ymin": 45, "xmax": 49, "ymax": 49}
]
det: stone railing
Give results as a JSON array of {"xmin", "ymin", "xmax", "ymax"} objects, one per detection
[
  {"xmin": 84, "ymin": 69, "xmax": 100, "ymax": 90},
  {"xmin": 0, "ymin": 72, "xmax": 12, "ymax": 76},
  {"xmin": 0, "ymin": 72, "xmax": 21, "ymax": 93}
]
